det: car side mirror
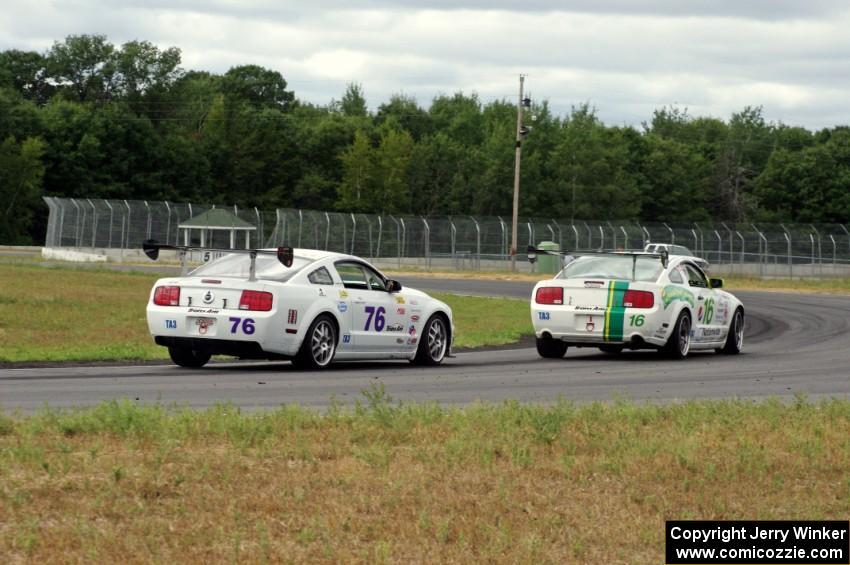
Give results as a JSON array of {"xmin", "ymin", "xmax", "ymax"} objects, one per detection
[
  {"xmin": 387, "ymin": 279, "xmax": 402, "ymax": 293},
  {"xmin": 709, "ymin": 278, "xmax": 723, "ymax": 289}
]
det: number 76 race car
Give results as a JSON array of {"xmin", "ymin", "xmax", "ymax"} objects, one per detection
[
  {"xmin": 528, "ymin": 248, "xmax": 744, "ymax": 359},
  {"xmin": 143, "ymin": 241, "xmax": 453, "ymax": 369}
]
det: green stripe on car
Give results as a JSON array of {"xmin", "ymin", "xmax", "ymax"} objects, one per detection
[{"xmin": 604, "ymin": 280, "xmax": 630, "ymax": 341}]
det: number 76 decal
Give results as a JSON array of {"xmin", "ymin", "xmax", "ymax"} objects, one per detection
[
  {"xmin": 229, "ymin": 317, "xmax": 255, "ymax": 334},
  {"xmin": 364, "ymin": 306, "xmax": 386, "ymax": 331}
]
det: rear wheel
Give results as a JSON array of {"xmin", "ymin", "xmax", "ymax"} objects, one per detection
[
  {"xmin": 717, "ymin": 308, "xmax": 744, "ymax": 354},
  {"xmin": 661, "ymin": 311, "xmax": 691, "ymax": 359},
  {"xmin": 412, "ymin": 314, "xmax": 449, "ymax": 365},
  {"xmin": 168, "ymin": 346, "xmax": 211, "ymax": 368},
  {"xmin": 536, "ymin": 337, "xmax": 568, "ymax": 359},
  {"xmin": 292, "ymin": 315, "xmax": 337, "ymax": 370},
  {"xmin": 598, "ymin": 344, "xmax": 624, "ymax": 354}
]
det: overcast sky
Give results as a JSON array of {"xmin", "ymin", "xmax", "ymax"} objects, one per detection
[{"xmin": 2, "ymin": 0, "xmax": 849, "ymax": 129}]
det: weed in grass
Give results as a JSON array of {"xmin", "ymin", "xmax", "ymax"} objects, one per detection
[{"xmin": 0, "ymin": 412, "xmax": 13, "ymax": 435}]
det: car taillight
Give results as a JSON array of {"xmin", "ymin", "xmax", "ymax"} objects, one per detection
[
  {"xmin": 535, "ymin": 287, "xmax": 564, "ymax": 305},
  {"xmin": 239, "ymin": 290, "xmax": 273, "ymax": 311},
  {"xmin": 153, "ymin": 286, "xmax": 180, "ymax": 306},
  {"xmin": 623, "ymin": 289, "xmax": 654, "ymax": 308}
]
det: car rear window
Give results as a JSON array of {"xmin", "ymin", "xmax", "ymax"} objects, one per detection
[
  {"xmin": 190, "ymin": 253, "xmax": 314, "ymax": 281},
  {"xmin": 558, "ymin": 255, "xmax": 663, "ymax": 282}
]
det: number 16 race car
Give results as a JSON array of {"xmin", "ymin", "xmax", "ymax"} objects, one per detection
[
  {"xmin": 528, "ymin": 247, "xmax": 744, "ymax": 359},
  {"xmin": 143, "ymin": 241, "xmax": 453, "ymax": 369}
]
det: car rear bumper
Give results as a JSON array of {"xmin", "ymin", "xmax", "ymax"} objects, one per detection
[{"xmin": 154, "ymin": 336, "xmax": 290, "ymax": 360}]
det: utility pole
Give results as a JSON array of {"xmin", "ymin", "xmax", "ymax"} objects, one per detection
[{"xmin": 510, "ymin": 74, "xmax": 526, "ymax": 271}]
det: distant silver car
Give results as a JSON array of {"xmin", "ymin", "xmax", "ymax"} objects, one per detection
[{"xmin": 644, "ymin": 243, "xmax": 710, "ymax": 271}]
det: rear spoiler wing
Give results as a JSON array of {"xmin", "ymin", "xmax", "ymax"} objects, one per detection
[
  {"xmin": 142, "ymin": 239, "xmax": 294, "ymax": 282},
  {"xmin": 527, "ymin": 245, "xmax": 669, "ymax": 269}
]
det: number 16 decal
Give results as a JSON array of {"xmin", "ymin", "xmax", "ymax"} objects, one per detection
[{"xmin": 364, "ymin": 306, "xmax": 386, "ymax": 331}]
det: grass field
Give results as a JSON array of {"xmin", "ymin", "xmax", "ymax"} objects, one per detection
[
  {"xmin": 2, "ymin": 394, "xmax": 850, "ymax": 562},
  {"xmin": 0, "ymin": 263, "xmax": 531, "ymax": 363}
]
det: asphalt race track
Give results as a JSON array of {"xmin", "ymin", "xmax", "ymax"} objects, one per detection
[{"xmin": 1, "ymin": 276, "xmax": 849, "ymax": 412}]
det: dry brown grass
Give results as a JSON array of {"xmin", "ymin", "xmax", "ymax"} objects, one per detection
[{"xmin": 2, "ymin": 395, "xmax": 850, "ymax": 563}]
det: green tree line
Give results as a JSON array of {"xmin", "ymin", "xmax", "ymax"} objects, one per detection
[{"xmin": 2, "ymin": 34, "xmax": 848, "ymax": 244}]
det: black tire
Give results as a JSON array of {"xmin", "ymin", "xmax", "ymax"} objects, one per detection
[
  {"xmin": 412, "ymin": 314, "xmax": 449, "ymax": 366},
  {"xmin": 598, "ymin": 344, "xmax": 624, "ymax": 354},
  {"xmin": 292, "ymin": 315, "xmax": 337, "ymax": 370},
  {"xmin": 168, "ymin": 346, "xmax": 211, "ymax": 368},
  {"xmin": 536, "ymin": 336, "xmax": 568, "ymax": 359},
  {"xmin": 718, "ymin": 308, "xmax": 744, "ymax": 355},
  {"xmin": 661, "ymin": 310, "xmax": 691, "ymax": 359}
]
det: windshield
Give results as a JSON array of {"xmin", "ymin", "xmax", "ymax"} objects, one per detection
[
  {"xmin": 190, "ymin": 253, "xmax": 315, "ymax": 281},
  {"xmin": 558, "ymin": 255, "xmax": 663, "ymax": 282}
]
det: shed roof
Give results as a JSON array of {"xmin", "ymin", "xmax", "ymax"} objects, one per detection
[{"xmin": 178, "ymin": 208, "xmax": 256, "ymax": 230}]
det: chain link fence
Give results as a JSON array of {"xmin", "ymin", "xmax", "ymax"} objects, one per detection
[{"xmin": 43, "ymin": 197, "xmax": 850, "ymax": 277}]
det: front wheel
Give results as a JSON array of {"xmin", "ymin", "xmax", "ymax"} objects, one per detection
[
  {"xmin": 292, "ymin": 315, "xmax": 337, "ymax": 370},
  {"xmin": 412, "ymin": 314, "xmax": 449, "ymax": 365},
  {"xmin": 661, "ymin": 310, "xmax": 691, "ymax": 359},
  {"xmin": 717, "ymin": 308, "xmax": 744, "ymax": 355},
  {"xmin": 536, "ymin": 337, "xmax": 568, "ymax": 359},
  {"xmin": 168, "ymin": 346, "xmax": 211, "ymax": 368}
]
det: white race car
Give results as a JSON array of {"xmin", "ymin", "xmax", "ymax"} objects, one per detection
[
  {"xmin": 529, "ymin": 249, "xmax": 744, "ymax": 359},
  {"xmin": 143, "ymin": 242, "xmax": 453, "ymax": 369}
]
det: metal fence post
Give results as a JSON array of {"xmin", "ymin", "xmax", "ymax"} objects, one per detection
[
  {"xmin": 551, "ymin": 219, "xmax": 562, "ymax": 248},
  {"xmin": 829, "ymin": 235, "xmax": 836, "ymax": 266},
  {"xmin": 298, "ymin": 209, "xmax": 303, "ymax": 248},
  {"xmin": 389, "ymin": 215, "xmax": 401, "ymax": 268},
  {"xmin": 362, "ymin": 215, "xmax": 373, "ymax": 258},
  {"xmin": 751, "ymin": 224, "xmax": 768, "ymax": 277},
  {"xmin": 690, "ymin": 227, "xmax": 698, "ymax": 254},
  {"xmin": 497, "ymin": 216, "xmax": 507, "ymax": 259},
  {"xmin": 422, "ymin": 217, "xmax": 431, "ymax": 269},
  {"xmin": 42, "ymin": 197, "xmax": 55, "ymax": 247},
  {"xmin": 86, "ymin": 198, "xmax": 97, "ymax": 248},
  {"xmin": 693, "ymin": 222, "xmax": 704, "ymax": 257},
  {"xmin": 735, "ymin": 231, "xmax": 745, "ymax": 263},
  {"xmin": 597, "ymin": 225, "xmax": 604, "ymax": 250},
  {"xmin": 810, "ymin": 224, "xmax": 823, "ymax": 275},
  {"xmin": 400, "ymin": 218, "xmax": 406, "ymax": 263},
  {"xmin": 840, "ymin": 225, "xmax": 850, "ymax": 259},
  {"xmin": 571, "ymin": 223, "xmax": 579, "ymax": 251},
  {"xmin": 620, "ymin": 225, "xmax": 629, "ymax": 250},
  {"xmin": 714, "ymin": 230, "xmax": 722, "ymax": 264},
  {"xmin": 349, "ymin": 213, "xmax": 356, "ymax": 254},
  {"xmin": 582, "ymin": 221, "xmax": 592, "ymax": 251},
  {"xmin": 780, "ymin": 224, "xmax": 792, "ymax": 278},
  {"xmin": 164, "ymin": 201, "xmax": 171, "ymax": 245},
  {"xmin": 324, "ymin": 212, "xmax": 330, "ymax": 250},
  {"xmin": 607, "ymin": 221, "xmax": 617, "ymax": 249},
  {"xmin": 809, "ymin": 233, "xmax": 815, "ymax": 265},
  {"xmin": 123, "ymin": 200, "xmax": 131, "ymax": 249},
  {"xmin": 471, "ymin": 216, "xmax": 481, "ymax": 269},
  {"xmin": 69, "ymin": 198, "xmax": 81, "ymax": 247},
  {"xmin": 638, "ymin": 224, "xmax": 652, "ymax": 249},
  {"xmin": 663, "ymin": 222, "xmax": 674, "ymax": 244},
  {"xmin": 57, "ymin": 198, "xmax": 66, "ymax": 247},
  {"xmin": 376, "ymin": 215, "xmax": 383, "ymax": 258},
  {"xmin": 450, "ymin": 219, "xmax": 457, "ymax": 266}
]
